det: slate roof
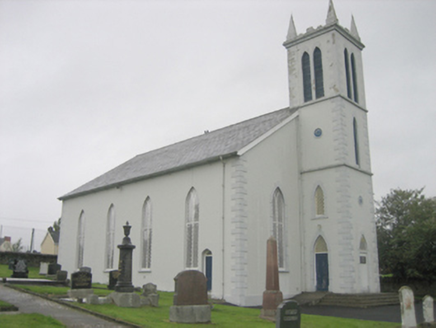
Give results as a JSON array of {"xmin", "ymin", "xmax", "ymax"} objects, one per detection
[{"xmin": 60, "ymin": 107, "xmax": 296, "ymax": 200}]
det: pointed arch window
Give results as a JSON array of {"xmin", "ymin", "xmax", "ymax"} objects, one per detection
[
  {"xmin": 359, "ymin": 235, "xmax": 367, "ymax": 264},
  {"xmin": 315, "ymin": 186, "xmax": 325, "ymax": 216},
  {"xmin": 351, "ymin": 53, "xmax": 359, "ymax": 103},
  {"xmin": 141, "ymin": 197, "xmax": 152, "ymax": 270},
  {"xmin": 77, "ymin": 211, "xmax": 86, "ymax": 269},
  {"xmin": 272, "ymin": 188, "xmax": 285, "ymax": 270},
  {"xmin": 344, "ymin": 49, "xmax": 352, "ymax": 99},
  {"xmin": 313, "ymin": 47, "xmax": 324, "ymax": 99},
  {"xmin": 185, "ymin": 188, "xmax": 199, "ymax": 269},
  {"xmin": 353, "ymin": 118, "xmax": 360, "ymax": 165},
  {"xmin": 302, "ymin": 52, "xmax": 312, "ymax": 102},
  {"xmin": 105, "ymin": 205, "xmax": 116, "ymax": 269}
]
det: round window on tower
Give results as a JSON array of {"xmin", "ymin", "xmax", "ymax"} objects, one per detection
[{"xmin": 314, "ymin": 128, "xmax": 322, "ymax": 137}]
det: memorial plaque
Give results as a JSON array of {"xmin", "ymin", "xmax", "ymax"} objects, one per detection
[
  {"xmin": 276, "ymin": 300, "xmax": 300, "ymax": 328},
  {"xmin": 71, "ymin": 271, "xmax": 92, "ymax": 289}
]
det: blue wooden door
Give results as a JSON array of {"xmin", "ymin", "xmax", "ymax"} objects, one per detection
[
  {"xmin": 205, "ymin": 255, "xmax": 212, "ymax": 291},
  {"xmin": 316, "ymin": 253, "xmax": 329, "ymax": 291}
]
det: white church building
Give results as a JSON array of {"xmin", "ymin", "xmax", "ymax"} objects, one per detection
[{"xmin": 58, "ymin": 2, "xmax": 380, "ymax": 306}]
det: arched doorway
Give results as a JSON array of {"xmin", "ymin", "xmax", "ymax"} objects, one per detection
[
  {"xmin": 203, "ymin": 250, "xmax": 212, "ymax": 291},
  {"xmin": 314, "ymin": 236, "xmax": 329, "ymax": 291},
  {"xmin": 359, "ymin": 235, "xmax": 369, "ymax": 292}
]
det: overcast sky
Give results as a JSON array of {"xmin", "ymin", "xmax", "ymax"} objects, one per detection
[{"xmin": 1, "ymin": 0, "xmax": 435, "ymax": 250}]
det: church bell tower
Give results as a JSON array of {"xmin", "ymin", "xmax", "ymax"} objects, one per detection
[{"xmin": 284, "ymin": 1, "xmax": 380, "ymax": 293}]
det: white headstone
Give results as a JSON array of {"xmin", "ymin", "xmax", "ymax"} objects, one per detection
[
  {"xmin": 39, "ymin": 262, "xmax": 49, "ymax": 275},
  {"xmin": 399, "ymin": 286, "xmax": 417, "ymax": 328},
  {"xmin": 423, "ymin": 295, "xmax": 434, "ymax": 323}
]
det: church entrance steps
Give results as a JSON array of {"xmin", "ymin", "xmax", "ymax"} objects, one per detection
[
  {"xmin": 290, "ymin": 292, "xmax": 399, "ymax": 308},
  {"xmin": 318, "ymin": 293, "xmax": 399, "ymax": 308},
  {"xmin": 290, "ymin": 291, "xmax": 329, "ymax": 306}
]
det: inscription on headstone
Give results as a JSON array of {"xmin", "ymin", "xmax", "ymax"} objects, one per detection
[
  {"xmin": 71, "ymin": 271, "xmax": 92, "ymax": 289},
  {"xmin": 276, "ymin": 300, "xmax": 300, "ymax": 328}
]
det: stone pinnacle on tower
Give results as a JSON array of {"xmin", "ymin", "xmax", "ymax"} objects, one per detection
[
  {"xmin": 286, "ymin": 14, "xmax": 297, "ymax": 41},
  {"xmin": 326, "ymin": 0, "xmax": 338, "ymax": 25},
  {"xmin": 350, "ymin": 15, "xmax": 360, "ymax": 41}
]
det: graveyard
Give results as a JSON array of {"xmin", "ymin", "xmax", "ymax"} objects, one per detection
[{"xmin": 0, "ymin": 223, "xmax": 434, "ymax": 327}]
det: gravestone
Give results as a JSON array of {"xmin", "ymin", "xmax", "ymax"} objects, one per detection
[
  {"xmin": 108, "ymin": 270, "xmax": 120, "ymax": 290},
  {"xmin": 79, "ymin": 266, "xmax": 91, "ymax": 273},
  {"xmin": 261, "ymin": 236, "xmax": 283, "ymax": 320},
  {"xmin": 68, "ymin": 270, "xmax": 93, "ymax": 302},
  {"xmin": 11, "ymin": 259, "xmax": 28, "ymax": 278},
  {"xmin": 8, "ymin": 259, "xmax": 16, "ymax": 270},
  {"xmin": 48, "ymin": 263, "xmax": 61, "ymax": 275},
  {"xmin": 71, "ymin": 271, "xmax": 92, "ymax": 289},
  {"xmin": 423, "ymin": 295, "xmax": 434, "ymax": 324},
  {"xmin": 109, "ymin": 222, "xmax": 140, "ymax": 308},
  {"xmin": 141, "ymin": 283, "xmax": 159, "ymax": 307},
  {"xmin": 399, "ymin": 286, "xmax": 417, "ymax": 328},
  {"xmin": 276, "ymin": 300, "xmax": 301, "ymax": 328},
  {"xmin": 56, "ymin": 270, "xmax": 68, "ymax": 282},
  {"xmin": 169, "ymin": 270, "xmax": 211, "ymax": 323},
  {"xmin": 39, "ymin": 262, "xmax": 49, "ymax": 275}
]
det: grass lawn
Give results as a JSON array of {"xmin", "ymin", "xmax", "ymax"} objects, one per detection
[
  {"xmin": 0, "ymin": 264, "xmax": 46, "ymax": 279},
  {"xmin": 11, "ymin": 284, "xmax": 400, "ymax": 328},
  {"xmin": 0, "ymin": 313, "xmax": 65, "ymax": 327}
]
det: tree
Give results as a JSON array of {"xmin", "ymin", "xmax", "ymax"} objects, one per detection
[
  {"xmin": 48, "ymin": 218, "xmax": 61, "ymax": 233},
  {"xmin": 376, "ymin": 188, "xmax": 436, "ymax": 281},
  {"xmin": 11, "ymin": 238, "xmax": 24, "ymax": 252}
]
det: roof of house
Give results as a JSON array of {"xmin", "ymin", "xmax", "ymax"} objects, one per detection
[{"xmin": 60, "ymin": 107, "xmax": 297, "ymax": 200}]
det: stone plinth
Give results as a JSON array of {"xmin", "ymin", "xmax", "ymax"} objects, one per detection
[
  {"xmin": 169, "ymin": 305, "xmax": 211, "ymax": 323},
  {"xmin": 68, "ymin": 288, "xmax": 94, "ymax": 301},
  {"xmin": 110, "ymin": 292, "xmax": 140, "ymax": 308}
]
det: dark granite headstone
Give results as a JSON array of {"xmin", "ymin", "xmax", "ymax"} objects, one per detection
[
  {"xmin": 56, "ymin": 270, "xmax": 68, "ymax": 282},
  {"xmin": 48, "ymin": 263, "xmax": 61, "ymax": 275},
  {"xmin": 71, "ymin": 271, "xmax": 92, "ymax": 289},
  {"xmin": 79, "ymin": 266, "xmax": 91, "ymax": 273},
  {"xmin": 11, "ymin": 259, "xmax": 28, "ymax": 278},
  {"xmin": 8, "ymin": 259, "xmax": 16, "ymax": 270},
  {"xmin": 173, "ymin": 270, "xmax": 208, "ymax": 306},
  {"xmin": 276, "ymin": 300, "xmax": 300, "ymax": 328},
  {"xmin": 108, "ymin": 270, "xmax": 120, "ymax": 290}
]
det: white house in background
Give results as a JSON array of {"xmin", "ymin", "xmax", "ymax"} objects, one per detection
[
  {"xmin": 58, "ymin": 1, "xmax": 380, "ymax": 306},
  {"xmin": 0, "ymin": 236, "xmax": 12, "ymax": 252},
  {"xmin": 40, "ymin": 228, "xmax": 60, "ymax": 255}
]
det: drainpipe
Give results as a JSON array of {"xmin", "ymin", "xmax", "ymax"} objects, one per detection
[{"xmin": 220, "ymin": 156, "xmax": 226, "ymax": 300}]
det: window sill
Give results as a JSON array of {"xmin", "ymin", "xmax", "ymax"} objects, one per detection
[
  {"xmin": 138, "ymin": 269, "xmax": 151, "ymax": 273},
  {"xmin": 279, "ymin": 269, "xmax": 289, "ymax": 273},
  {"xmin": 103, "ymin": 268, "xmax": 117, "ymax": 273},
  {"xmin": 312, "ymin": 215, "xmax": 328, "ymax": 220}
]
